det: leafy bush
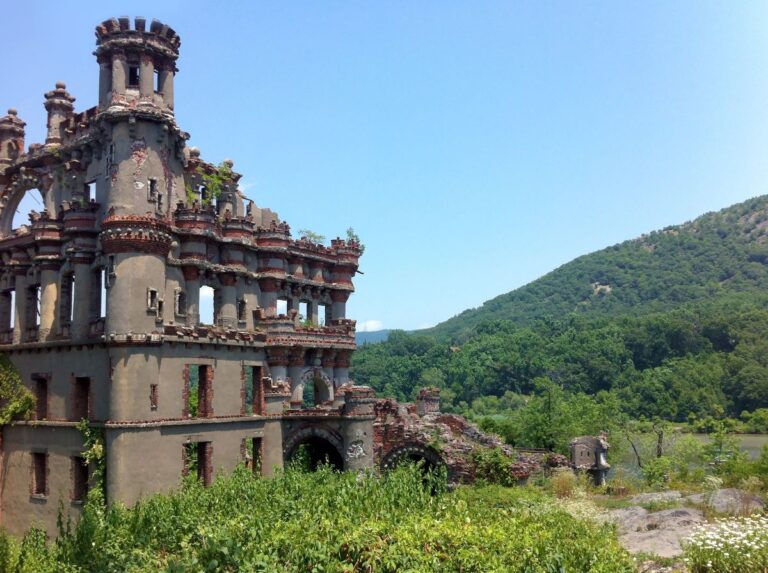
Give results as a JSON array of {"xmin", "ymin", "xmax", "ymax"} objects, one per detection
[{"xmin": 0, "ymin": 465, "xmax": 635, "ymax": 572}]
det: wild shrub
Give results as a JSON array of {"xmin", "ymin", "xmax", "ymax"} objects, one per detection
[{"xmin": 0, "ymin": 465, "xmax": 635, "ymax": 572}]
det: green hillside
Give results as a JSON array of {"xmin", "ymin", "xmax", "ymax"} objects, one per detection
[
  {"xmin": 429, "ymin": 195, "xmax": 768, "ymax": 340},
  {"xmin": 351, "ymin": 195, "xmax": 768, "ymax": 434}
]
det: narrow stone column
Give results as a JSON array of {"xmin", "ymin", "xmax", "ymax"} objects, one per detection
[
  {"xmin": 257, "ymin": 278, "xmax": 278, "ymax": 316},
  {"xmin": 157, "ymin": 64, "xmax": 174, "ymax": 109},
  {"xmin": 11, "ymin": 271, "xmax": 27, "ymax": 344},
  {"xmin": 334, "ymin": 351, "xmax": 351, "ymax": 385},
  {"xmin": 288, "ymin": 348, "xmax": 306, "ymax": 405},
  {"xmin": 139, "ymin": 55, "xmax": 154, "ymax": 98},
  {"xmin": 183, "ymin": 267, "xmax": 200, "ymax": 326},
  {"xmin": 266, "ymin": 346, "xmax": 289, "ymax": 385},
  {"xmin": 219, "ymin": 273, "xmax": 237, "ymax": 328},
  {"xmin": 111, "ymin": 52, "xmax": 127, "ymax": 95},
  {"xmin": 330, "ymin": 290, "xmax": 349, "ymax": 320},
  {"xmin": 98, "ymin": 60, "xmax": 111, "ymax": 106},
  {"xmin": 38, "ymin": 265, "xmax": 60, "ymax": 341},
  {"xmin": 72, "ymin": 256, "xmax": 93, "ymax": 340}
]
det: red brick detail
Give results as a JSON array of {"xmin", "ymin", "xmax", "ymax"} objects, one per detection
[
  {"xmin": 257, "ymin": 278, "xmax": 278, "ymax": 292},
  {"xmin": 335, "ymin": 350, "xmax": 351, "ymax": 369},
  {"xmin": 254, "ymin": 367, "xmax": 265, "ymax": 415},
  {"xmin": 330, "ymin": 290, "xmax": 350, "ymax": 303},
  {"xmin": 200, "ymin": 442, "xmax": 213, "ymax": 486},
  {"xmin": 266, "ymin": 346, "xmax": 289, "ymax": 367},
  {"xmin": 219, "ymin": 273, "xmax": 237, "ymax": 287},
  {"xmin": 182, "ymin": 266, "xmax": 201, "ymax": 281},
  {"xmin": 288, "ymin": 347, "xmax": 305, "ymax": 367}
]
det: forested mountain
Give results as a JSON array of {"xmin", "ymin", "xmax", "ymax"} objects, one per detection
[
  {"xmin": 428, "ymin": 195, "xmax": 768, "ymax": 340},
  {"xmin": 351, "ymin": 195, "xmax": 768, "ymax": 426}
]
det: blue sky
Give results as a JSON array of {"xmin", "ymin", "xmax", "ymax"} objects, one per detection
[{"xmin": 4, "ymin": 1, "xmax": 768, "ymax": 331}]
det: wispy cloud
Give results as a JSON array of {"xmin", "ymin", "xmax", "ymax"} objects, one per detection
[{"xmin": 358, "ymin": 319, "xmax": 384, "ymax": 332}]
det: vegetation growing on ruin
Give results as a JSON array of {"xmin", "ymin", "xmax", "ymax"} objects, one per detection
[
  {"xmin": 0, "ymin": 355, "xmax": 33, "ymax": 424},
  {"xmin": 0, "ymin": 465, "xmax": 634, "ymax": 573},
  {"xmin": 298, "ymin": 228, "xmax": 326, "ymax": 244},
  {"xmin": 186, "ymin": 161, "xmax": 234, "ymax": 205}
]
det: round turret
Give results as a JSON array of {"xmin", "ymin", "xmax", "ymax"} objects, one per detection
[
  {"xmin": 43, "ymin": 82, "xmax": 75, "ymax": 144},
  {"xmin": 0, "ymin": 109, "xmax": 26, "ymax": 167},
  {"xmin": 94, "ymin": 17, "xmax": 180, "ymax": 110}
]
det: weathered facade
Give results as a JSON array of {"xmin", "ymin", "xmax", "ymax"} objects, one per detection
[
  {"xmin": 0, "ymin": 17, "xmax": 369, "ymax": 537},
  {"xmin": 0, "ymin": 17, "xmax": 604, "ymax": 538}
]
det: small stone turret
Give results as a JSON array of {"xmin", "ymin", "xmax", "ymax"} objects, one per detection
[
  {"xmin": 94, "ymin": 16, "xmax": 180, "ymax": 110},
  {"xmin": 416, "ymin": 387, "xmax": 441, "ymax": 416},
  {"xmin": 570, "ymin": 434, "xmax": 611, "ymax": 486},
  {"xmin": 43, "ymin": 82, "xmax": 75, "ymax": 145},
  {"xmin": 0, "ymin": 109, "xmax": 25, "ymax": 168}
]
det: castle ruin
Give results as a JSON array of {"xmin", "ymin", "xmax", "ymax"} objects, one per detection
[{"xmin": 0, "ymin": 17, "xmax": 592, "ymax": 537}]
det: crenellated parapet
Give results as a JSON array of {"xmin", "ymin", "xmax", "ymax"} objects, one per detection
[{"xmin": 100, "ymin": 213, "xmax": 173, "ymax": 256}]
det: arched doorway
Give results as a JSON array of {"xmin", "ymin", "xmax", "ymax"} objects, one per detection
[
  {"xmin": 381, "ymin": 443, "xmax": 446, "ymax": 475},
  {"xmin": 298, "ymin": 368, "xmax": 334, "ymax": 407},
  {"xmin": 283, "ymin": 426, "xmax": 344, "ymax": 471}
]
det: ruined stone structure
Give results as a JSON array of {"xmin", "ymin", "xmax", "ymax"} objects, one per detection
[
  {"xmin": 0, "ymin": 18, "xmax": 607, "ymax": 538},
  {"xmin": 0, "ymin": 17, "xmax": 368, "ymax": 537}
]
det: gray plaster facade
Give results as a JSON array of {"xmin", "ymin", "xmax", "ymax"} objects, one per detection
[{"xmin": 0, "ymin": 17, "xmax": 370, "ymax": 537}]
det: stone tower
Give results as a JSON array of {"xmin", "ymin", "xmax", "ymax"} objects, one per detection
[{"xmin": 0, "ymin": 18, "xmax": 368, "ymax": 537}]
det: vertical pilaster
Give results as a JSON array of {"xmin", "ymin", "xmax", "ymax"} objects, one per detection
[
  {"xmin": 38, "ymin": 266, "xmax": 60, "ymax": 341},
  {"xmin": 219, "ymin": 273, "xmax": 237, "ymax": 328}
]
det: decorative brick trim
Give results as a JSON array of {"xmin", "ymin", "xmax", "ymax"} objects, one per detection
[{"xmin": 181, "ymin": 364, "xmax": 190, "ymax": 418}]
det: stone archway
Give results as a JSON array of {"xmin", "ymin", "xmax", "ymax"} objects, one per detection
[
  {"xmin": 283, "ymin": 425, "xmax": 345, "ymax": 471},
  {"xmin": 0, "ymin": 172, "xmax": 53, "ymax": 237},
  {"xmin": 298, "ymin": 367, "xmax": 334, "ymax": 406},
  {"xmin": 380, "ymin": 442, "xmax": 446, "ymax": 476}
]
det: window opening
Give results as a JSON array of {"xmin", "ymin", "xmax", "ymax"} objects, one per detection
[
  {"xmin": 84, "ymin": 181, "xmax": 96, "ymax": 202},
  {"xmin": 276, "ymin": 298, "xmax": 288, "ymax": 316},
  {"xmin": 34, "ymin": 376, "xmax": 48, "ymax": 420},
  {"xmin": 148, "ymin": 179, "xmax": 157, "ymax": 201},
  {"xmin": 187, "ymin": 365, "xmax": 211, "ymax": 417},
  {"xmin": 175, "ymin": 289, "xmax": 187, "ymax": 316},
  {"xmin": 237, "ymin": 298, "xmax": 246, "ymax": 322},
  {"xmin": 72, "ymin": 377, "xmax": 90, "ymax": 421},
  {"xmin": 245, "ymin": 437, "xmax": 263, "ymax": 475},
  {"xmin": 150, "ymin": 384, "xmax": 158, "ymax": 411},
  {"xmin": 72, "ymin": 457, "xmax": 88, "ymax": 502},
  {"xmin": 147, "ymin": 288, "xmax": 158, "ymax": 310},
  {"xmin": 298, "ymin": 301, "xmax": 308, "ymax": 321},
  {"xmin": 184, "ymin": 441, "xmax": 212, "ymax": 486},
  {"xmin": 128, "ymin": 65, "xmax": 140, "ymax": 87},
  {"xmin": 1, "ymin": 289, "xmax": 14, "ymax": 331},
  {"xmin": 199, "ymin": 285, "xmax": 215, "ymax": 325},
  {"xmin": 32, "ymin": 452, "xmax": 47, "ymax": 496},
  {"xmin": 318, "ymin": 304, "xmax": 328, "ymax": 326}
]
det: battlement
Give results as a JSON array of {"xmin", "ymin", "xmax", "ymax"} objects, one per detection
[{"xmin": 95, "ymin": 17, "xmax": 180, "ymax": 55}]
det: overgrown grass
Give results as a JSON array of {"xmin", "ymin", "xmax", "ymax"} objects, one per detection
[{"xmin": 0, "ymin": 465, "xmax": 635, "ymax": 572}]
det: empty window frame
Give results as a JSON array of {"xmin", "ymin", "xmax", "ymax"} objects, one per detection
[
  {"xmin": 34, "ymin": 375, "xmax": 48, "ymax": 420},
  {"xmin": 150, "ymin": 383, "xmax": 158, "ymax": 411},
  {"xmin": 147, "ymin": 288, "xmax": 159, "ymax": 311},
  {"xmin": 83, "ymin": 181, "xmax": 96, "ymax": 202},
  {"xmin": 237, "ymin": 298, "xmax": 247, "ymax": 323},
  {"xmin": 243, "ymin": 437, "xmax": 263, "ymax": 475},
  {"xmin": 60, "ymin": 274, "xmax": 75, "ymax": 327},
  {"xmin": 27, "ymin": 285, "xmax": 40, "ymax": 327},
  {"xmin": 71, "ymin": 456, "xmax": 88, "ymax": 502},
  {"xmin": 199, "ymin": 285, "xmax": 216, "ymax": 325},
  {"xmin": 242, "ymin": 365, "xmax": 263, "ymax": 416},
  {"xmin": 71, "ymin": 377, "xmax": 91, "ymax": 421},
  {"xmin": 128, "ymin": 64, "xmax": 140, "ymax": 87},
  {"xmin": 183, "ymin": 441, "xmax": 212, "ymax": 486},
  {"xmin": 31, "ymin": 452, "xmax": 47, "ymax": 497},
  {"xmin": 0, "ymin": 289, "xmax": 13, "ymax": 331},
  {"xmin": 175, "ymin": 289, "xmax": 187, "ymax": 317},
  {"xmin": 318, "ymin": 304, "xmax": 329, "ymax": 326},
  {"xmin": 186, "ymin": 365, "xmax": 212, "ymax": 418},
  {"xmin": 298, "ymin": 301, "xmax": 308, "ymax": 321},
  {"xmin": 276, "ymin": 297, "xmax": 288, "ymax": 316}
]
